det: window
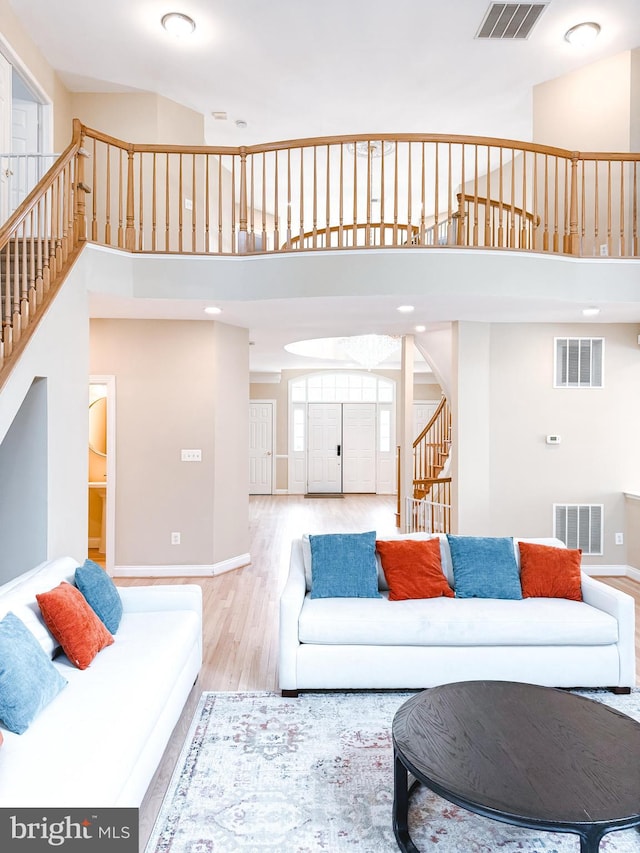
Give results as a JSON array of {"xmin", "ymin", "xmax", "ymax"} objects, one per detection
[
  {"xmin": 554, "ymin": 338, "xmax": 604, "ymax": 388},
  {"xmin": 293, "ymin": 408, "xmax": 305, "ymax": 452},
  {"xmin": 379, "ymin": 409, "xmax": 391, "ymax": 452},
  {"xmin": 290, "ymin": 372, "xmax": 394, "ymax": 403}
]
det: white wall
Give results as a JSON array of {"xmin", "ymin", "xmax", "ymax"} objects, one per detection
[
  {"xmin": 0, "ymin": 260, "xmax": 90, "ymax": 568},
  {"xmin": 90, "ymin": 317, "xmax": 249, "ymax": 571},
  {"xmin": 453, "ymin": 321, "xmax": 640, "ymax": 566}
]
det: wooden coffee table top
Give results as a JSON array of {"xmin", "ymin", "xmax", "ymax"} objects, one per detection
[{"xmin": 392, "ymin": 681, "xmax": 640, "ymax": 828}]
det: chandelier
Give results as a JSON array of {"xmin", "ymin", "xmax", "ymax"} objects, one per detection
[
  {"xmin": 345, "ymin": 140, "xmax": 395, "ymax": 158},
  {"xmin": 340, "ymin": 334, "xmax": 401, "ymax": 370}
]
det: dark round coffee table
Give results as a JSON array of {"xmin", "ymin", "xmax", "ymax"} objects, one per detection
[{"xmin": 392, "ymin": 681, "xmax": 640, "ymax": 853}]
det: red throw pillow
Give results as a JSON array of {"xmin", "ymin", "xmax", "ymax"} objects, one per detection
[
  {"xmin": 36, "ymin": 582, "xmax": 114, "ymax": 669},
  {"xmin": 376, "ymin": 539, "xmax": 454, "ymax": 601},
  {"xmin": 518, "ymin": 542, "xmax": 582, "ymax": 600}
]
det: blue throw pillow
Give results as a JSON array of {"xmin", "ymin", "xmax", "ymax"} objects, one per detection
[
  {"xmin": 75, "ymin": 559, "xmax": 123, "ymax": 634},
  {"xmin": 309, "ymin": 531, "xmax": 381, "ymax": 599},
  {"xmin": 447, "ymin": 535, "xmax": 522, "ymax": 599},
  {"xmin": 0, "ymin": 612, "xmax": 68, "ymax": 734}
]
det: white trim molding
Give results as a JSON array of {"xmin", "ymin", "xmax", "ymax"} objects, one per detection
[
  {"xmin": 581, "ymin": 565, "xmax": 640, "ymax": 580},
  {"xmin": 113, "ymin": 552, "xmax": 251, "ymax": 578}
]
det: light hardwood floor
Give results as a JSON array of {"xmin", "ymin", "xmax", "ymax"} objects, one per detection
[{"xmin": 111, "ymin": 495, "xmax": 640, "ymax": 849}]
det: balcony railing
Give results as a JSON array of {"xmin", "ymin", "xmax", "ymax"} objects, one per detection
[
  {"xmin": 2, "ymin": 121, "xmax": 640, "ymax": 388},
  {"xmin": 77, "ymin": 126, "xmax": 639, "ymax": 259}
]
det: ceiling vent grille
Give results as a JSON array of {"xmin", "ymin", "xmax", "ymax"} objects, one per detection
[{"xmin": 476, "ymin": 3, "xmax": 548, "ymax": 39}]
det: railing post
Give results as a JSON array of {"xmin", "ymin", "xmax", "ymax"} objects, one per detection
[
  {"xmin": 569, "ymin": 152, "xmax": 580, "ymax": 256},
  {"xmin": 74, "ymin": 120, "xmax": 88, "ymax": 244},
  {"xmin": 125, "ymin": 145, "xmax": 136, "ymax": 251},
  {"xmin": 238, "ymin": 147, "xmax": 248, "ymax": 253}
]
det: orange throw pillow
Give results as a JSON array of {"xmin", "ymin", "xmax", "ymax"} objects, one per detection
[
  {"xmin": 376, "ymin": 539, "xmax": 454, "ymax": 601},
  {"xmin": 518, "ymin": 542, "xmax": 582, "ymax": 600},
  {"xmin": 36, "ymin": 582, "xmax": 114, "ymax": 669}
]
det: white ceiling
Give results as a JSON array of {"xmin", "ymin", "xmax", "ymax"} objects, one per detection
[{"xmin": 8, "ymin": 0, "xmax": 640, "ymax": 373}]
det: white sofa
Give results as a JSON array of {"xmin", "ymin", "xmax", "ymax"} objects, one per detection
[
  {"xmin": 0, "ymin": 556, "xmax": 202, "ymax": 807},
  {"xmin": 279, "ymin": 534, "xmax": 636, "ymax": 695}
]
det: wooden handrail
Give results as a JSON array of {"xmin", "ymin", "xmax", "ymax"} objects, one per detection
[
  {"xmin": 455, "ymin": 193, "xmax": 540, "ymax": 226},
  {"xmin": 0, "ymin": 119, "xmax": 85, "ymax": 387},
  {"xmin": 73, "ymin": 122, "xmax": 640, "ymax": 259}
]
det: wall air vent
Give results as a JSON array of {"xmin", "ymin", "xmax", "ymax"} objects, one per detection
[
  {"xmin": 476, "ymin": 4, "xmax": 548, "ymax": 39},
  {"xmin": 554, "ymin": 338, "xmax": 604, "ymax": 388},
  {"xmin": 553, "ymin": 504, "xmax": 603, "ymax": 556}
]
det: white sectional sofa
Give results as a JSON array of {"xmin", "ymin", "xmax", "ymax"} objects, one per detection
[
  {"xmin": 279, "ymin": 534, "xmax": 636, "ymax": 695},
  {"xmin": 0, "ymin": 556, "xmax": 202, "ymax": 807}
]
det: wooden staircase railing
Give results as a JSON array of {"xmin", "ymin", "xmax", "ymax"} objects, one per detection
[
  {"xmin": 0, "ymin": 119, "xmax": 88, "ymax": 389},
  {"xmin": 413, "ymin": 396, "xmax": 451, "ymax": 490},
  {"xmin": 395, "ymin": 396, "xmax": 453, "ymax": 530}
]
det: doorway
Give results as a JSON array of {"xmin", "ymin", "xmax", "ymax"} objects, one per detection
[
  {"xmin": 249, "ymin": 400, "xmax": 275, "ymax": 494},
  {"xmin": 288, "ymin": 372, "xmax": 396, "ymax": 495},
  {"xmin": 307, "ymin": 402, "xmax": 377, "ymax": 493},
  {"xmin": 88, "ymin": 376, "xmax": 116, "ymax": 574},
  {"xmin": 0, "ymin": 45, "xmax": 54, "ymax": 221}
]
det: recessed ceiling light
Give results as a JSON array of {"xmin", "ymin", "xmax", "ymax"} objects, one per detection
[
  {"xmin": 212, "ymin": 111, "xmax": 227, "ymax": 121},
  {"xmin": 397, "ymin": 305, "xmax": 415, "ymax": 313},
  {"xmin": 564, "ymin": 22, "xmax": 600, "ymax": 47},
  {"xmin": 415, "ymin": 325, "xmax": 426, "ymax": 332},
  {"xmin": 161, "ymin": 12, "xmax": 196, "ymax": 37},
  {"xmin": 582, "ymin": 306, "xmax": 600, "ymax": 317},
  {"xmin": 204, "ymin": 306, "xmax": 222, "ymax": 315}
]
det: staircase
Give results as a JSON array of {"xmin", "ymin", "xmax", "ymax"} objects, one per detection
[
  {"xmin": 396, "ymin": 396, "xmax": 453, "ymax": 532},
  {"xmin": 0, "ymin": 121, "xmax": 86, "ymax": 388}
]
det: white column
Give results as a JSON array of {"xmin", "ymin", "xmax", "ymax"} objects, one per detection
[
  {"xmin": 398, "ymin": 335, "xmax": 414, "ymax": 531},
  {"xmin": 451, "ymin": 321, "xmax": 491, "ymax": 533}
]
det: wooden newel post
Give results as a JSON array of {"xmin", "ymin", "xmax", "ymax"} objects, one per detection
[
  {"xmin": 569, "ymin": 153, "xmax": 580, "ymax": 256},
  {"xmin": 125, "ymin": 146, "xmax": 136, "ymax": 251},
  {"xmin": 238, "ymin": 148, "xmax": 248, "ymax": 253},
  {"xmin": 74, "ymin": 121, "xmax": 88, "ymax": 244}
]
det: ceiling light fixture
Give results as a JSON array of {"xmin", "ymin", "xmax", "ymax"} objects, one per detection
[
  {"xmin": 582, "ymin": 306, "xmax": 600, "ymax": 317},
  {"xmin": 341, "ymin": 334, "xmax": 401, "ymax": 370},
  {"xmin": 397, "ymin": 305, "xmax": 415, "ymax": 313},
  {"xmin": 415, "ymin": 325, "xmax": 426, "ymax": 333},
  {"xmin": 346, "ymin": 140, "xmax": 395, "ymax": 158},
  {"xmin": 564, "ymin": 21, "xmax": 600, "ymax": 47},
  {"xmin": 161, "ymin": 12, "xmax": 196, "ymax": 37},
  {"xmin": 204, "ymin": 306, "xmax": 222, "ymax": 315}
]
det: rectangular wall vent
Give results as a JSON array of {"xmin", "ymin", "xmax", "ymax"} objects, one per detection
[
  {"xmin": 554, "ymin": 338, "xmax": 604, "ymax": 388},
  {"xmin": 553, "ymin": 504, "xmax": 603, "ymax": 555},
  {"xmin": 476, "ymin": 4, "xmax": 548, "ymax": 39}
]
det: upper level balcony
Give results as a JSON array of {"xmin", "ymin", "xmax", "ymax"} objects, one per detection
[{"xmin": 1, "ymin": 120, "xmax": 639, "ymax": 382}]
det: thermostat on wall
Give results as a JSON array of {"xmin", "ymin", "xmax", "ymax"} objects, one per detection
[{"xmin": 546, "ymin": 434, "xmax": 561, "ymax": 445}]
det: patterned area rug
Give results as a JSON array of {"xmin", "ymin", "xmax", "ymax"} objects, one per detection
[{"xmin": 145, "ymin": 689, "xmax": 640, "ymax": 853}]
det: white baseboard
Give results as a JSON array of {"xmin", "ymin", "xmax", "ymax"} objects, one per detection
[
  {"xmin": 113, "ymin": 552, "xmax": 251, "ymax": 578},
  {"xmin": 88, "ymin": 537, "xmax": 101, "ymax": 549},
  {"xmin": 582, "ymin": 564, "xmax": 638, "ymax": 578}
]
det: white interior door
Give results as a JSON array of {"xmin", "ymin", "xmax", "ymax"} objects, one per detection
[
  {"xmin": 11, "ymin": 98, "xmax": 38, "ymax": 212},
  {"xmin": 249, "ymin": 401, "xmax": 273, "ymax": 494},
  {"xmin": 307, "ymin": 403, "xmax": 342, "ymax": 493},
  {"xmin": 342, "ymin": 403, "xmax": 376, "ymax": 493},
  {"xmin": 0, "ymin": 53, "xmax": 11, "ymax": 223}
]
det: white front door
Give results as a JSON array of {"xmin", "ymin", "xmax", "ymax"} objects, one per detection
[
  {"xmin": 0, "ymin": 53, "xmax": 11, "ymax": 223},
  {"xmin": 342, "ymin": 403, "xmax": 376, "ymax": 493},
  {"xmin": 307, "ymin": 403, "xmax": 342, "ymax": 493},
  {"xmin": 249, "ymin": 401, "xmax": 273, "ymax": 494}
]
